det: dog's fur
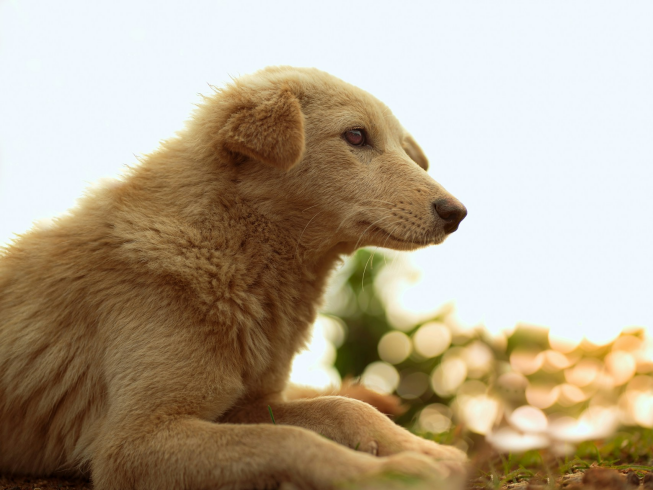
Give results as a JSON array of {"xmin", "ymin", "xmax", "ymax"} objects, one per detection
[{"xmin": 0, "ymin": 67, "xmax": 467, "ymax": 489}]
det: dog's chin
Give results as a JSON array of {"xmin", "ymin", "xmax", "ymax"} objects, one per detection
[{"xmin": 353, "ymin": 222, "xmax": 446, "ymax": 251}]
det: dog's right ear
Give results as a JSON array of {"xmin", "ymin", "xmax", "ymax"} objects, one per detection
[{"xmin": 216, "ymin": 86, "xmax": 305, "ymax": 171}]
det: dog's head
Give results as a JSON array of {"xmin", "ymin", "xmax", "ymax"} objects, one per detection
[{"xmin": 194, "ymin": 67, "xmax": 466, "ymax": 253}]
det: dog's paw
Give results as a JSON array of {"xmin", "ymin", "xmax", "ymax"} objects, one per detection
[
  {"xmin": 408, "ymin": 435, "xmax": 466, "ymax": 460},
  {"xmin": 354, "ymin": 439, "xmax": 379, "ymax": 456},
  {"xmin": 402, "ymin": 436, "xmax": 468, "ymax": 476},
  {"xmin": 380, "ymin": 451, "xmax": 463, "ymax": 480},
  {"xmin": 371, "ymin": 429, "xmax": 468, "ymax": 477},
  {"xmin": 339, "ymin": 451, "xmax": 465, "ymax": 490}
]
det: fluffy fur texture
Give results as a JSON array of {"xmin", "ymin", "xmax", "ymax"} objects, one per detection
[{"xmin": 0, "ymin": 66, "xmax": 468, "ymax": 489}]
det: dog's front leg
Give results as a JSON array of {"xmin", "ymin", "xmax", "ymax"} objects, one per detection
[
  {"xmin": 91, "ymin": 418, "xmax": 453, "ymax": 490},
  {"xmin": 222, "ymin": 395, "xmax": 467, "ymax": 476}
]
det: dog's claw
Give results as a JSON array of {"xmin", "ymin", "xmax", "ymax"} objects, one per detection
[{"xmin": 368, "ymin": 441, "xmax": 379, "ymax": 456}]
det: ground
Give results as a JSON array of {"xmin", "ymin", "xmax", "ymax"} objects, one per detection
[{"xmin": 3, "ymin": 430, "xmax": 653, "ymax": 490}]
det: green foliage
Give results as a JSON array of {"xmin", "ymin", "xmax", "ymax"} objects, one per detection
[
  {"xmin": 329, "ymin": 248, "xmax": 492, "ymax": 432},
  {"xmin": 267, "ymin": 405, "xmax": 276, "ymax": 425},
  {"xmin": 472, "ymin": 429, "xmax": 653, "ymax": 489},
  {"xmin": 327, "ymin": 248, "xmax": 653, "ymax": 488},
  {"xmin": 332, "ymin": 249, "xmax": 391, "ymax": 378}
]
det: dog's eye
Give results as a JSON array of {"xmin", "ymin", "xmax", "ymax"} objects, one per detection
[{"xmin": 344, "ymin": 129, "xmax": 366, "ymax": 146}]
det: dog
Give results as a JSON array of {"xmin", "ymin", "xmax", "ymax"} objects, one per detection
[{"xmin": 0, "ymin": 66, "xmax": 468, "ymax": 489}]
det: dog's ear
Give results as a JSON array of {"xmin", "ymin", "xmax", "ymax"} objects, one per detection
[
  {"xmin": 403, "ymin": 134, "xmax": 429, "ymax": 171},
  {"xmin": 218, "ymin": 86, "xmax": 305, "ymax": 171}
]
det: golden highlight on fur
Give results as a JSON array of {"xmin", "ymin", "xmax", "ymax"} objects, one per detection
[{"xmin": 0, "ymin": 66, "xmax": 467, "ymax": 489}]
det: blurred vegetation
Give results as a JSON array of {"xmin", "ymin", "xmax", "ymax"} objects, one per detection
[
  {"xmin": 326, "ymin": 248, "xmax": 495, "ymax": 445},
  {"xmin": 331, "ymin": 249, "xmax": 389, "ymax": 379},
  {"xmin": 471, "ymin": 429, "xmax": 653, "ymax": 489},
  {"xmin": 323, "ymin": 249, "xmax": 653, "ymax": 459}
]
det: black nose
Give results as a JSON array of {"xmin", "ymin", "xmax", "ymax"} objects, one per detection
[{"xmin": 433, "ymin": 198, "xmax": 467, "ymax": 233}]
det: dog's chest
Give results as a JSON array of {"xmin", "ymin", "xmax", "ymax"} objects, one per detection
[
  {"xmin": 166, "ymin": 229, "xmax": 320, "ymax": 349},
  {"xmin": 121, "ymin": 211, "xmax": 330, "ymax": 385}
]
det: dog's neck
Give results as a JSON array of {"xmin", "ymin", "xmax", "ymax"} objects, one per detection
[
  {"xmin": 107, "ymin": 147, "xmax": 351, "ymax": 376},
  {"xmin": 119, "ymin": 145, "xmax": 352, "ymax": 286}
]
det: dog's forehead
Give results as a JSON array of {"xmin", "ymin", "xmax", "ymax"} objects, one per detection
[
  {"xmin": 297, "ymin": 73, "xmax": 403, "ymax": 136},
  {"xmin": 248, "ymin": 66, "xmax": 405, "ymax": 138}
]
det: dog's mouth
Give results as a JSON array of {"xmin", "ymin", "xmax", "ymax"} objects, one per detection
[{"xmin": 356, "ymin": 221, "xmax": 428, "ymax": 247}]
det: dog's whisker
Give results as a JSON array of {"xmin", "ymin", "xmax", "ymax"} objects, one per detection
[
  {"xmin": 380, "ymin": 226, "xmax": 409, "ymax": 277},
  {"xmin": 381, "ymin": 223, "xmax": 402, "ymax": 250},
  {"xmin": 361, "ymin": 249, "xmax": 376, "ymax": 291},
  {"xmin": 328, "ymin": 203, "xmax": 412, "ymax": 240},
  {"xmin": 294, "ymin": 211, "xmax": 323, "ymax": 260},
  {"xmin": 353, "ymin": 215, "xmax": 398, "ymax": 251},
  {"xmin": 333, "ymin": 207, "xmax": 364, "ymax": 236}
]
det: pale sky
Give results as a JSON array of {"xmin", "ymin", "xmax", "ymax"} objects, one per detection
[{"xmin": 1, "ymin": 1, "xmax": 651, "ymax": 337}]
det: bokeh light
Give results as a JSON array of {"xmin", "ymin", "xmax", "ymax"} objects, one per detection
[
  {"xmin": 418, "ymin": 404, "xmax": 453, "ymax": 434},
  {"xmin": 378, "ymin": 331, "xmax": 412, "ymax": 364},
  {"xmin": 457, "ymin": 394, "xmax": 500, "ymax": 435},
  {"xmin": 549, "ymin": 328, "xmax": 583, "ymax": 354},
  {"xmin": 289, "ymin": 314, "xmax": 341, "ymax": 389},
  {"xmin": 605, "ymin": 350, "xmax": 637, "ymax": 386},
  {"xmin": 397, "ymin": 371, "xmax": 430, "ymax": 400},
  {"xmin": 564, "ymin": 358, "xmax": 602, "ymax": 387},
  {"xmin": 509, "ymin": 405, "xmax": 548, "ymax": 433},
  {"xmin": 525, "ymin": 384, "xmax": 560, "ymax": 409},
  {"xmin": 549, "ymin": 406, "xmax": 620, "ymax": 443},
  {"xmin": 301, "ymin": 249, "xmax": 651, "ymax": 455},
  {"xmin": 486, "ymin": 428, "xmax": 549, "ymax": 453},
  {"xmin": 461, "ymin": 341, "xmax": 494, "ymax": 378},
  {"xmin": 510, "ymin": 349, "xmax": 544, "ymax": 375},
  {"xmin": 431, "ymin": 356, "xmax": 467, "ymax": 397},
  {"xmin": 361, "ymin": 361, "xmax": 400, "ymax": 394},
  {"xmin": 412, "ymin": 321, "xmax": 451, "ymax": 358}
]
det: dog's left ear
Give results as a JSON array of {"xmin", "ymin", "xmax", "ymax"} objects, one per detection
[
  {"xmin": 218, "ymin": 86, "xmax": 305, "ymax": 171},
  {"xmin": 403, "ymin": 134, "xmax": 429, "ymax": 171}
]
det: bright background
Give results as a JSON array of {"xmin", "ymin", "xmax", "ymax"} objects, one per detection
[{"xmin": 1, "ymin": 1, "xmax": 652, "ymax": 339}]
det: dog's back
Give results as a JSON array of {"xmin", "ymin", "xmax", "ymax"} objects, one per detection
[
  {"xmin": 0, "ymin": 204, "xmax": 116, "ymax": 475},
  {"xmin": 0, "ymin": 152, "xmax": 325, "ymax": 477}
]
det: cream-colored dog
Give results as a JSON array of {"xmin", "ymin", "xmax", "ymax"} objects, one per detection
[{"xmin": 0, "ymin": 67, "xmax": 467, "ymax": 489}]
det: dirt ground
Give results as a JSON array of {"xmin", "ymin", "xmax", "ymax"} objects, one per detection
[
  {"xmin": 1, "ymin": 467, "xmax": 651, "ymax": 490},
  {"xmin": 0, "ymin": 475, "xmax": 90, "ymax": 490}
]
